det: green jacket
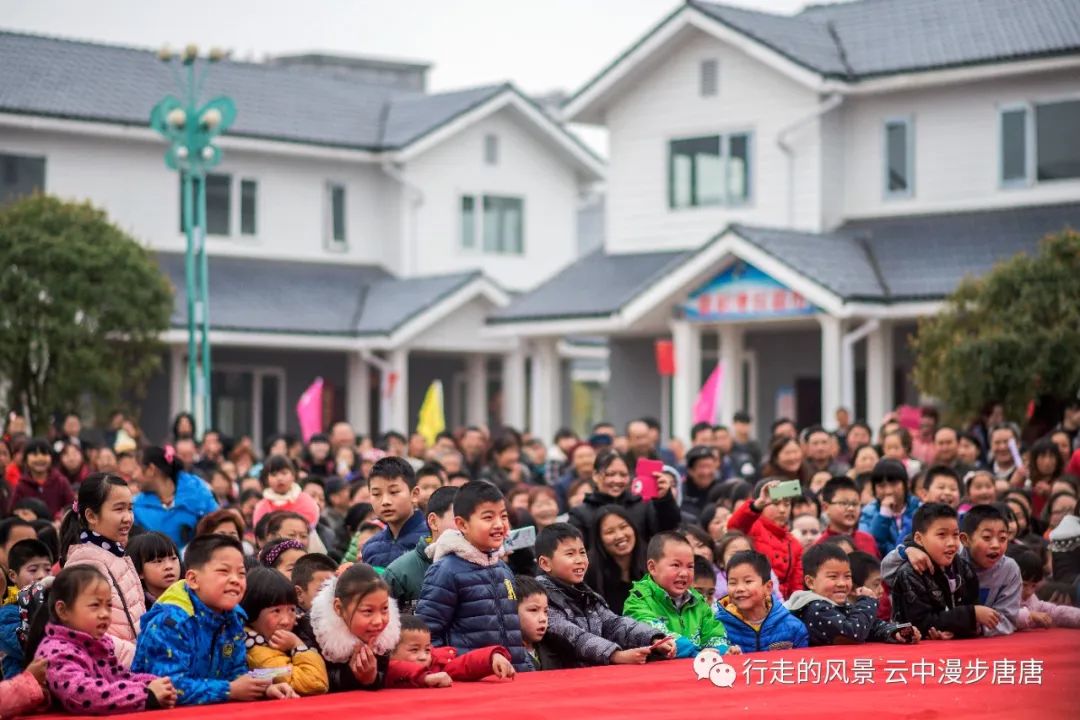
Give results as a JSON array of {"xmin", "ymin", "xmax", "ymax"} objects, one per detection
[
  {"xmin": 623, "ymin": 575, "xmax": 728, "ymax": 657},
  {"xmin": 383, "ymin": 537, "xmax": 434, "ymax": 612}
]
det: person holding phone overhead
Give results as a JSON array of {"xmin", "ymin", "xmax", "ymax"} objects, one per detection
[
  {"xmin": 569, "ymin": 450, "xmax": 681, "ymax": 551},
  {"xmin": 726, "ymin": 478, "xmax": 805, "ymax": 598}
]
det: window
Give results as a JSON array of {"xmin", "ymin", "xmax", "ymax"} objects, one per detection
[
  {"xmin": 327, "ymin": 183, "xmax": 347, "ymax": 248},
  {"xmin": 210, "ymin": 367, "xmax": 284, "ymax": 452},
  {"xmin": 460, "ymin": 195, "xmax": 476, "ymax": 249},
  {"xmin": 884, "ymin": 118, "xmax": 912, "ymax": 196},
  {"xmin": 998, "ymin": 100, "xmax": 1080, "ymax": 185},
  {"xmin": 204, "ymin": 174, "xmax": 231, "ymax": 235},
  {"xmin": 1000, "ymin": 108, "xmax": 1028, "ymax": 184},
  {"xmin": 460, "ymin": 194, "xmax": 523, "ymax": 254},
  {"xmin": 0, "ymin": 153, "xmax": 45, "ymax": 206},
  {"xmin": 240, "ymin": 179, "xmax": 257, "ymax": 236},
  {"xmin": 668, "ymin": 132, "xmax": 752, "ymax": 209},
  {"xmin": 700, "ymin": 59, "xmax": 719, "ymax": 97},
  {"xmin": 484, "ymin": 134, "xmax": 499, "ymax": 165}
]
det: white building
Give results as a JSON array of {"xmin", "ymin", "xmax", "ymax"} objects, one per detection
[
  {"xmin": 490, "ymin": 0, "xmax": 1080, "ymax": 441},
  {"xmin": 0, "ymin": 31, "xmax": 603, "ymax": 446}
]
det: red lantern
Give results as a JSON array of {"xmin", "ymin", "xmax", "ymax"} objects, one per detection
[{"xmin": 655, "ymin": 340, "xmax": 675, "ymax": 377}]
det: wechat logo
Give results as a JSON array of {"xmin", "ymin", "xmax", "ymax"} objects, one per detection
[{"xmin": 694, "ymin": 648, "xmax": 736, "ymax": 688}]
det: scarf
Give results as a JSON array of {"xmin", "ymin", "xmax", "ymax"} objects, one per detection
[
  {"xmin": 80, "ymin": 530, "xmax": 126, "ymax": 558},
  {"xmin": 262, "ymin": 484, "xmax": 302, "ymax": 505}
]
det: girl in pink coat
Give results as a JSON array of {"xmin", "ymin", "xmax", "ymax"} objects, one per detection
[{"xmin": 59, "ymin": 473, "xmax": 146, "ymax": 667}]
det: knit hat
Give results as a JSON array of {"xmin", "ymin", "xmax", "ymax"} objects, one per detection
[{"xmin": 1049, "ymin": 514, "xmax": 1080, "ymax": 554}]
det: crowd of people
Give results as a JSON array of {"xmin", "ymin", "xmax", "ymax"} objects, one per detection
[{"xmin": 1, "ymin": 398, "xmax": 1079, "ymax": 715}]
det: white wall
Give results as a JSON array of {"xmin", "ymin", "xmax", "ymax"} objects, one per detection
[
  {"xmin": 602, "ymin": 27, "xmax": 823, "ymax": 254},
  {"xmin": 839, "ymin": 68, "xmax": 1080, "ymax": 220},
  {"xmin": 404, "ymin": 107, "xmax": 581, "ymax": 291}
]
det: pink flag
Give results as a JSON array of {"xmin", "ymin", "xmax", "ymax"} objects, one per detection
[
  {"xmin": 692, "ymin": 363, "xmax": 723, "ymax": 425},
  {"xmin": 296, "ymin": 377, "xmax": 324, "ymax": 443}
]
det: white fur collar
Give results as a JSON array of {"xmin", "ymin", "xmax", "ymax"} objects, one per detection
[
  {"xmin": 263, "ymin": 484, "xmax": 301, "ymax": 504},
  {"xmin": 309, "ymin": 575, "xmax": 401, "ymax": 662},
  {"xmin": 430, "ymin": 529, "xmax": 501, "ymax": 567}
]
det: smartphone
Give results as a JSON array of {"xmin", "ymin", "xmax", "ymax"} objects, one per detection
[
  {"xmin": 633, "ymin": 458, "xmax": 663, "ymax": 501},
  {"xmin": 769, "ymin": 479, "xmax": 803, "ymax": 500},
  {"xmin": 504, "ymin": 525, "xmax": 537, "ymax": 553}
]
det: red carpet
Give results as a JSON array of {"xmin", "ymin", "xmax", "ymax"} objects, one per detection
[{"xmin": 42, "ymin": 629, "xmax": 1077, "ymax": 720}]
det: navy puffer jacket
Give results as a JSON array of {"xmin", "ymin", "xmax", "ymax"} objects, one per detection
[
  {"xmin": 361, "ymin": 509, "xmax": 429, "ymax": 568},
  {"xmin": 415, "ymin": 530, "xmax": 530, "ymax": 671}
]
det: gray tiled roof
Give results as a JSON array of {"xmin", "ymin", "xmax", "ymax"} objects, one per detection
[
  {"xmin": 0, "ymin": 29, "xmax": 506, "ymax": 151},
  {"xmin": 691, "ymin": 0, "xmax": 1080, "ymax": 80},
  {"xmin": 156, "ymin": 253, "xmax": 481, "ymax": 336}
]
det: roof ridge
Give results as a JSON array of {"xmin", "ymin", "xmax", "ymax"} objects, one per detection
[
  {"xmin": 855, "ymin": 234, "xmax": 891, "ymax": 298},
  {"xmin": 825, "ymin": 20, "xmax": 855, "ymax": 79}
]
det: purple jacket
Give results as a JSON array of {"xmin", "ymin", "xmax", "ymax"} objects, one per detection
[{"xmin": 37, "ymin": 623, "xmax": 158, "ymax": 715}]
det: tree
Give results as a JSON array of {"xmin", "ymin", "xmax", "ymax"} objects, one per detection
[
  {"xmin": 0, "ymin": 195, "xmax": 173, "ymax": 435},
  {"xmin": 912, "ymin": 229, "xmax": 1080, "ymax": 424}
]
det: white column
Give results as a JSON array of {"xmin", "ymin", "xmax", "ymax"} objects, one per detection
[
  {"xmin": 529, "ymin": 338, "xmax": 561, "ymax": 441},
  {"xmin": 169, "ymin": 344, "xmax": 186, "ymax": 418},
  {"xmin": 819, "ymin": 315, "xmax": 844, "ymax": 425},
  {"xmin": 671, "ymin": 320, "xmax": 702, "ymax": 444},
  {"xmin": 719, "ymin": 324, "xmax": 744, "ymax": 425},
  {"xmin": 501, "ymin": 346, "xmax": 527, "ymax": 430},
  {"xmin": 387, "ymin": 348, "xmax": 409, "ymax": 433},
  {"xmin": 466, "ymin": 355, "xmax": 488, "ymax": 427},
  {"xmin": 866, "ymin": 319, "xmax": 894, "ymax": 426},
  {"xmin": 346, "ymin": 351, "xmax": 370, "ymax": 435}
]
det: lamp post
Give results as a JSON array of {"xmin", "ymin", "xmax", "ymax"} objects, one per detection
[{"xmin": 150, "ymin": 44, "xmax": 235, "ymax": 431}]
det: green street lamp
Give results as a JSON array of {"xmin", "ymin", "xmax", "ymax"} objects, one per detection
[{"xmin": 150, "ymin": 44, "xmax": 236, "ymax": 431}]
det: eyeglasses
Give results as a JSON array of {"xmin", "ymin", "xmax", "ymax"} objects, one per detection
[{"xmin": 830, "ymin": 501, "xmax": 861, "ymax": 509}]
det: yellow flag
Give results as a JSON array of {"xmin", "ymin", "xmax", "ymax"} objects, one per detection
[{"xmin": 416, "ymin": 380, "xmax": 446, "ymax": 446}]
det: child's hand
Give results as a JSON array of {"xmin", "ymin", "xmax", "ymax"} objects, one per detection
[
  {"xmin": 1030, "ymin": 611, "xmax": 1053, "ymax": 628},
  {"xmin": 892, "ymin": 625, "xmax": 920, "ymax": 644},
  {"xmin": 652, "ymin": 639, "xmax": 676, "ymax": 658},
  {"xmin": 725, "ymin": 645, "xmax": 742, "ymax": 655},
  {"xmin": 491, "ymin": 653, "xmax": 516, "ymax": 679},
  {"xmin": 349, "ymin": 643, "xmax": 378, "ymax": 685},
  {"xmin": 148, "ymin": 678, "xmax": 177, "ymax": 708},
  {"xmin": 854, "ymin": 586, "xmax": 877, "ymax": 599},
  {"xmin": 654, "ymin": 471, "xmax": 673, "ymax": 498},
  {"xmin": 905, "ymin": 546, "xmax": 933, "ymax": 574},
  {"xmin": 229, "ymin": 675, "xmax": 272, "ymax": 701},
  {"xmin": 26, "ymin": 658, "xmax": 47, "ymax": 689},
  {"xmin": 974, "ymin": 605, "xmax": 1001, "ymax": 630},
  {"xmin": 610, "ymin": 647, "xmax": 650, "ymax": 665},
  {"xmin": 270, "ymin": 630, "xmax": 301, "ymax": 652},
  {"xmin": 424, "ymin": 672, "xmax": 452, "ymax": 688},
  {"xmin": 265, "ymin": 682, "xmax": 298, "ymax": 700},
  {"xmin": 926, "ymin": 627, "xmax": 954, "ymax": 640}
]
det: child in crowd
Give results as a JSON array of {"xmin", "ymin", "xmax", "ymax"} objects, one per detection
[
  {"xmin": 791, "ymin": 515, "xmax": 822, "ymax": 548},
  {"xmin": 847, "ymin": 550, "xmax": 887, "ymax": 617},
  {"xmin": 693, "ymin": 556, "xmax": 716, "ymax": 606},
  {"xmin": 125, "ymin": 531, "xmax": 181, "ymax": 607},
  {"xmin": 384, "ymin": 486, "xmax": 458, "ymax": 613},
  {"xmin": 0, "ymin": 518, "xmax": 37, "ymax": 575},
  {"xmin": 415, "ymin": 481, "xmax": 530, "ymax": 671},
  {"xmin": 291, "ymin": 553, "xmax": 337, "ymax": 613},
  {"xmin": 885, "ymin": 503, "xmax": 990, "ymax": 639},
  {"xmin": 1012, "ymin": 550, "xmax": 1080, "ymax": 629},
  {"xmin": 300, "ymin": 562, "xmax": 399, "ymax": 692},
  {"xmin": 240, "ymin": 567, "xmax": 328, "ymax": 696},
  {"xmin": 387, "ymin": 615, "xmax": 514, "ymax": 687},
  {"xmin": 259, "ymin": 538, "xmax": 307, "ymax": 578},
  {"xmin": 785, "ymin": 543, "xmax": 918, "ymax": 646},
  {"xmin": 715, "ymin": 531, "xmax": 784, "ymax": 605},
  {"xmin": 715, "ymin": 550, "xmax": 808, "ymax": 653},
  {"xmin": 859, "ymin": 459, "xmax": 922, "ymax": 559},
  {"xmin": 961, "ymin": 470, "xmax": 998, "ymax": 512},
  {"xmin": 818, "ymin": 477, "xmax": 880, "ymax": 558},
  {"xmin": 535, "ymin": 523, "xmax": 672, "ymax": 667},
  {"xmin": 727, "ymin": 479, "xmax": 804, "ymax": 597},
  {"xmin": 5, "ymin": 538, "xmax": 52, "ymax": 589},
  {"xmin": 252, "ymin": 456, "xmax": 320, "ymax": 530},
  {"xmin": 362, "ymin": 457, "xmax": 430, "ymax": 568},
  {"xmin": 0, "ymin": 657, "xmax": 47, "ymax": 718},
  {"xmin": 1, "ymin": 541, "xmax": 54, "ymax": 681},
  {"xmin": 513, "ymin": 575, "xmax": 556, "ymax": 670},
  {"xmin": 133, "ymin": 535, "xmax": 294, "ymax": 704},
  {"xmin": 415, "ymin": 465, "xmax": 446, "ymax": 512},
  {"xmin": 919, "ymin": 466, "xmax": 962, "ymax": 509},
  {"xmin": 29, "ymin": 565, "xmax": 177, "ymax": 714},
  {"xmin": 625, "ymin": 532, "xmax": 729, "ymax": 657}
]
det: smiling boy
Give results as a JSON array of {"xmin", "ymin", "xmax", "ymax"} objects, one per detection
[
  {"xmin": 816, "ymin": 477, "xmax": 880, "ymax": 558},
  {"xmin": 714, "ymin": 550, "xmax": 808, "ymax": 653},
  {"xmin": 362, "ymin": 457, "xmax": 429, "ymax": 568}
]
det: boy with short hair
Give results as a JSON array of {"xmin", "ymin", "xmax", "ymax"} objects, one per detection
[
  {"xmin": 715, "ymin": 550, "xmax": 808, "ymax": 653},
  {"xmin": 513, "ymin": 575, "xmax": 557, "ymax": 670},
  {"xmin": 919, "ymin": 466, "xmax": 962, "ymax": 509},
  {"xmin": 291, "ymin": 552, "xmax": 338, "ymax": 612},
  {"xmin": 785, "ymin": 543, "xmax": 918, "ymax": 646},
  {"xmin": 384, "ymin": 486, "xmax": 458, "ymax": 613},
  {"xmin": 4, "ymin": 538, "xmax": 52, "ymax": 589},
  {"xmin": 133, "ymin": 535, "xmax": 294, "ymax": 704},
  {"xmin": 0, "ymin": 539, "xmax": 54, "ymax": 678},
  {"xmin": 386, "ymin": 615, "xmax": 515, "ymax": 687},
  {"xmin": 362, "ymin": 457, "xmax": 430, "ymax": 568},
  {"xmin": 415, "ymin": 464, "xmax": 446, "ymax": 512},
  {"xmin": 0, "ymin": 517, "xmax": 36, "ymax": 575},
  {"xmin": 624, "ymin": 532, "xmax": 730, "ymax": 657},
  {"xmin": 535, "ymin": 523, "xmax": 671, "ymax": 667},
  {"xmin": 415, "ymin": 481, "xmax": 530, "ymax": 671},
  {"xmin": 817, "ymin": 477, "xmax": 880, "ymax": 558}
]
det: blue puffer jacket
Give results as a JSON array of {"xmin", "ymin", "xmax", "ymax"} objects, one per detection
[
  {"xmin": 362, "ymin": 509, "xmax": 429, "ymax": 568},
  {"xmin": 0, "ymin": 602, "xmax": 23, "ymax": 678},
  {"xmin": 858, "ymin": 495, "xmax": 921, "ymax": 559},
  {"xmin": 131, "ymin": 581, "xmax": 248, "ymax": 705},
  {"xmin": 133, "ymin": 471, "xmax": 218, "ymax": 550},
  {"xmin": 714, "ymin": 595, "xmax": 809, "ymax": 653},
  {"xmin": 414, "ymin": 530, "xmax": 529, "ymax": 671}
]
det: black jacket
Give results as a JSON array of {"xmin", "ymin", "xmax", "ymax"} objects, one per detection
[
  {"xmin": 889, "ymin": 551, "xmax": 979, "ymax": 638},
  {"xmin": 569, "ymin": 489, "xmax": 681, "ymax": 550}
]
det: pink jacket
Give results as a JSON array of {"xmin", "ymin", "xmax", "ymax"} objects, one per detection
[
  {"xmin": 1017, "ymin": 594, "xmax": 1080, "ymax": 630},
  {"xmin": 252, "ymin": 487, "xmax": 320, "ymax": 528},
  {"xmin": 65, "ymin": 543, "xmax": 146, "ymax": 666},
  {"xmin": 0, "ymin": 671, "xmax": 45, "ymax": 719},
  {"xmin": 37, "ymin": 623, "xmax": 157, "ymax": 715}
]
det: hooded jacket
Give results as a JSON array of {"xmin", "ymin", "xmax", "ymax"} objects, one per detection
[
  {"xmin": 133, "ymin": 471, "xmax": 218, "ymax": 550},
  {"xmin": 414, "ymin": 530, "xmax": 529, "ymax": 671},
  {"xmin": 384, "ymin": 536, "xmax": 435, "ymax": 613},
  {"xmin": 784, "ymin": 591, "xmax": 901, "ymax": 646},
  {"xmin": 37, "ymin": 623, "xmax": 159, "ymax": 715},
  {"xmin": 131, "ymin": 580, "xmax": 248, "ymax": 705},
  {"xmin": 714, "ymin": 595, "xmax": 808, "ymax": 653},
  {"xmin": 569, "ymin": 487, "xmax": 681, "ymax": 550},
  {"xmin": 64, "ymin": 541, "xmax": 146, "ymax": 667},
  {"xmin": 535, "ymin": 574, "xmax": 662, "ymax": 666},
  {"xmin": 362, "ymin": 510, "xmax": 429, "ymax": 568},
  {"xmin": 727, "ymin": 500, "xmax": 804, "ymax": 598},
  {"xmin": 623, "ymin": 574, "xmax": 729, "ymax": 657},
  {"xmin": 296, "ymin": 573, "xmax": 400, "ymax": 692}
]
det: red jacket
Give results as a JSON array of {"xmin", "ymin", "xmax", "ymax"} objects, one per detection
[
  {"xmin": 386, "ymin": 645, "xmax": 510, "ymax": 687},
  {"xmin": 815, "ymin": 526, "xmax": 881, "ymax": 559},
  {"xmin": 8, "ymin": 468, "xmax": 75, "ymax": 519},
  {"xmin": 728, "ymin": 500, "xmax": 804, "ymax": 599}
]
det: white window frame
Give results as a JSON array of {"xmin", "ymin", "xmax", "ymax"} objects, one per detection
[
  {"xmin": 238, "ymin": 177, "xmax": 258, "ymax": 238},
  {"xmin": 324, "ymin": 181, "xmax": 348, "ymax": 252},
  {"xmin": 178, "ymin": 174, "xmax": 261, "ymax": 241},
  {"xmin": 458, "ymin": 192, "xmax": 525, "ymax": 255},
  {"xmin": 725, "ymin": 131, "xmax": 753, "ymax": 206},
  {"xmin": 668, "ymin": 128, "xmax": 754, "ymax": 210},
  {"xmin": 459, "ymin": 194, "xmax": 478, "ymax": 252},
  {"xmin": 998, "ymin": 103, "xmax": 1035, "ymax": 188},
  {"xmin": 883, "ymin": 116, "xmax": 914, "ymax": 199}
]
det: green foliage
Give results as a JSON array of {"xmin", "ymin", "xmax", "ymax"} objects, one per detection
[
  {"xmin": 912, "ymin": 229, "xmax": 1080, "ymax": 422},
  {"xmin": 0, "ymin": 195, "xmax": 173, "ymax": 434}
]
